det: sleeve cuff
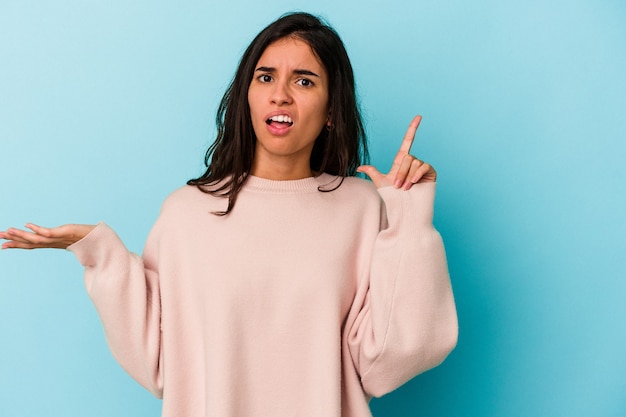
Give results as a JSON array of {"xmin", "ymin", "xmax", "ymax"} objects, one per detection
[{"xmin": 66, "ymin": 222, "xmax": 123, "ymax": 267}]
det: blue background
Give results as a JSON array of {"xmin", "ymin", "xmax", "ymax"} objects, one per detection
[{"xmin": 1, "ymin": 1, "xmax": 625, "ymax": 416}]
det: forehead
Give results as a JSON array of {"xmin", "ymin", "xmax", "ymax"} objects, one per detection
[{"xmin": 256, "ymin": 37, "xmax": 326, "ymax": 73}]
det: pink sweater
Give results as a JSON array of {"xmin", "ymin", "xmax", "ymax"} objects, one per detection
[{"xmin": 68, "ymin": 174, "xmax": 457, "ymax": 417}]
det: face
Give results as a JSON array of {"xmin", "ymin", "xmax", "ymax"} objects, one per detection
[{"xmin": 248, "ymin": 36, "xmax": 330, "ymax": 178}]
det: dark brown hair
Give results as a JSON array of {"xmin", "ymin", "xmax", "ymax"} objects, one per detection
[{"xmin": 187, "ymin": 12, "xmax": 368, "ymax": 215}]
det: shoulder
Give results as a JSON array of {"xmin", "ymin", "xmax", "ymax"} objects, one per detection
[
  {"xmin": 162, "ymin": 184, "xmax": 201, "ymax": 204},
  {"xmin": 339, "ymin": 176, "xmax": 378, "ymax": 192},
  {"xmin": 160, "ymin": 184, "xmax": 227, "ymax": 215},
  {"xmin": 314, "ymin": 175, "xmax": 383, "ymax": 217},
  {"xmin": 333, "ymin": 175, "xmax": 381, "ymax": 202}
]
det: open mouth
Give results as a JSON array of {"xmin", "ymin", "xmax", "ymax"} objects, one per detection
[{"xmin": 266, "ymin": 115, "xmax": 294, "ymax": 127}]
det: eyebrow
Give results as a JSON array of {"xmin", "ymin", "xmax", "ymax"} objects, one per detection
[{"xmin": 255, "ymin": 66, "xmax": 320, "ymax": 77}]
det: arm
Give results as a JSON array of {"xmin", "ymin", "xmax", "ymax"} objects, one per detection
[
  {"xmin": 0, "ymin": 222, "xmax": 164, "ymax": 397},
  {"xmin": 351, "ymin": 116, "xmax": 458, "ymax": 397},
  {"xmin": 68, "ymin": 222, "xmax": 164, "ymax": 397},
  {"xmin": 347, "ymin": 184, "xmax": 457, "ymax": 397}
]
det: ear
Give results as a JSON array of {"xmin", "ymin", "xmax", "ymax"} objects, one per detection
[{"xmin": 326, "ymin": 109, "xmax": 332, "ymax": 127}]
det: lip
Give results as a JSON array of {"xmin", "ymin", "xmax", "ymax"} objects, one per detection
[{"xmin": 264, "ymin": 110, "xmax": 294, "ymax": 136}]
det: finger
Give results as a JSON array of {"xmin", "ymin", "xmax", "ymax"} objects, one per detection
[
  {"xmin": 2, "ymin": 240, "xmax": 38, "ymax": 250},
  {"xmin": 357, "ymin": 165, "xmax": 383, "ymax": 181},
  {"xmin": 7, "ymin": 226, "xmax": 64, "ymax": 246},
  {"xmin": 5, "ymin": 227, "xmax": 45, "ymax": 245},
  {"xmin": 399, "ymin": 115, "xmax": 422, "ymax": 155},
  {"xmin": 409, "ymin": 162, "xmax": 436, "ymax": 185},
  {"xmin": 390, "ymin": 115, "xmax": 422, "ymax": 173},
  {"xmin": 408, "ymin": 159, "xmax": 425, "ymax": 186},
  {"xmin": 4, "ymin": 228, "xmax": 30, "ymax": 242},
  {"xmin": 417, "ymin": 163, "xmax": 436, "ymax": 183},
  {"xmin": 2, "ymin": 230, "xmax": 66, "ymax": 249},
  {"xmin": 357, "ymin": 165, "xmax": 387, "ymax": 188},
  {"xmin": 2, "ymin": 240, "xmax": 16, "ymax": 249},
  {"xmin": 27, "ymin": 223, "xmax": 75, "ymax": 242},
  {"xmin": 1, "ymin": 229, "xmax": 39, "ymax": 249},
  {"xmin": 0, "ymin": 227, "xmax": 35, "ymax": 241},
  {"xmin": 25, "ymin": 223, "xmax": 57, "ymax": 239},
  {"xmin": 25, "ymin": 223, "xmax": 40, "ymax": 232},
  {"xmin": 394, "ymin": 155, "xmax": 416, "ymax": 188},
  {"xmin": 400, "ymin": 159, "xmax": 425, "ymax": 190}
]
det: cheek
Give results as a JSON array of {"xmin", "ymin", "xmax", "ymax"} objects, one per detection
[
  {"xmin": 318, "ymin": 89, "xmax": 330, "ymax": 115},
  {"xmin": 247, "ymin": 84, "xmax": 265, "ymax": 116},
  {"xmin": 314, "ymin": 95, "xmax": 330, "ymax": 122}
]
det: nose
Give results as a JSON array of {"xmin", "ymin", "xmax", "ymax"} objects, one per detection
[{"xmin": 270, "ymin": 80, "xmax": 292, "ymax": 105}]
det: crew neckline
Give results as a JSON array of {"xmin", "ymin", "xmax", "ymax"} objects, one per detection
[{"xmin": 244, "ymin": 173, "xmax": 341, "ymax": 193}]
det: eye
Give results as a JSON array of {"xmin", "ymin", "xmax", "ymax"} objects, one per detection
[
  {"xmin": 258, "ymin": 74, "xmax": 273, "ymax": 83},
  {"xmin": 296, "ymin": 78, "xmax": 314, "ymax": 87}
]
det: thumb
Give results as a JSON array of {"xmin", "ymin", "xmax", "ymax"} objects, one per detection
[{"xmin": 357, "ymin": 165, "xmax": 386, "ymax": 188}]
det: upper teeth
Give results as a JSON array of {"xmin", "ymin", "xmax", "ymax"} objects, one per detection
[{"xmin": 269, "ymin": 115, "xmax": 293, "ymax": 124}]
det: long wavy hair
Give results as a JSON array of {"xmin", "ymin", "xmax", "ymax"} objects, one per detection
[{"xmin": 187, "ymin": 12, "xmax": 368, "ymax": 215}]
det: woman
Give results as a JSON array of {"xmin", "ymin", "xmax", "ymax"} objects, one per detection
[{"xmin": 0, "ymin": 12, "xmax": 457, "ymax": 417}]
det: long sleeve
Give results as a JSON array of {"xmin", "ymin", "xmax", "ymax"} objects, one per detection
[
  {"xmin": 60, "ymin": 178, "xmax": 456, "ymax": 416},
  {"xmin": 67, "ymin": 222, "xmax": 164, "ymax": 398},
  {"xmin": 346, "ymin": 182, "xmax": 458, "ymax": 398}
]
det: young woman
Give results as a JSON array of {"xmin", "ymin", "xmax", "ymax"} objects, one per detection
[{"xmin": 0, "ymin": 12, "xmax": 457, "ymax": 417}]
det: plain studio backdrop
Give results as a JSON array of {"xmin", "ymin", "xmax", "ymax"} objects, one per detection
[{"xmin": 1, "ymin": 1, "xmax": 625, "ymax": 416}]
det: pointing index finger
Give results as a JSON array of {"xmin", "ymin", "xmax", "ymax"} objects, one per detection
[{"xmin": 399, "ymin": 115, "xmax": 422, "ymax": 154}]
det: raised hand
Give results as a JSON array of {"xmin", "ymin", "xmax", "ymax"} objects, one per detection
[
  {"xmin": 0, "ymin": 223, "xmax": 95, "ymax": 250},
  {"xmin": 357, "ymin": 115, "xmax": 436, "ymax": 190}
]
